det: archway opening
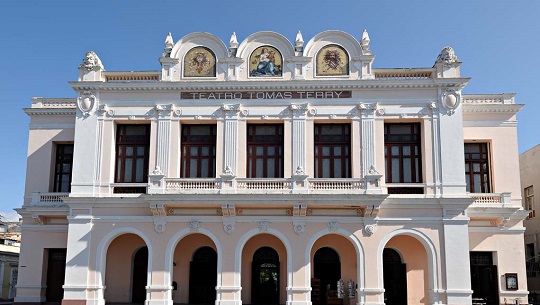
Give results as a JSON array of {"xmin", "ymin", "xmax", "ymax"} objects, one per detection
[
  {"xmin": 383, "ymin": 248, "xmax": 407, "ymax": 305},
  {"xmin": 104, "ymin": 233, "xmax": 147, "ymax": 304},
  {"xmin": 132, "ymin": 247, "xmax": 148, "ymax": 303},
  {"xmin": 251, "ymin": 247, "xmax": 280, "ymax": 305},
  {"xmin": 173, "ymin": 234, "xmax": 218, "ymax": 304},
  {"xmin": 241, "ymin": 233, "xmax": 287, "ymax": 305},
  {"xmin": 384, "ymin": 235, "xmax": 429, "ymax": 305},
  {"xmin": 313, "ymin": 247, "xmax": 341, "ymax": 305},
  {"xmin": 310, "ymin": 234, "xmax": 358, "ymax": 305},
  {"xmin": 189, "ymin": 246, "xmax": 217, "ymax": 304}
]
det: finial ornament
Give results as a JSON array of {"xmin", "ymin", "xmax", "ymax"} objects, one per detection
[
  {"xmin": 360, "ymin": 29, "xmax": 371, "ymax": 55},
  {"xmin": 295, "ymin": 30, "xmax": 304, "ymax": 55},
  {"xmin": 229, "ymin": 32, "xmax": 238, "ymax": 57},
  {"xmin": 80, "ymin": 51, "xmax": 104, "ymax": 71},
  {"xmin": 163, "ymin": 32, "xmax": 174, "ymax": 57},
  {"xmin": 436, "ymin": 46, "xmax": 459, "ymax": 64}
]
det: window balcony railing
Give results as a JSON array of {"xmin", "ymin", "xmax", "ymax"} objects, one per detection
[
  {"xmin": 470, "ymin": 192, "xmax": 511, "ymax": 206},
  {"xmin": 30, "ymin": 192, "xmax": 69, "ymax": 205},
  {"xmin": 148, "ymin": 173, "xmax": 383, "ymax": 195}
]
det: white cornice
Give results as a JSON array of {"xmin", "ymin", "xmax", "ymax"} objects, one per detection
[
  {"xmin": 462, "ymin": 104, "xmax": 523, "ymax": 114},
  {"xmin": 23, "ymin": 108, "xmax": 76, "ymax": 116},
  {"xmin": 69, "ymin": 78, "xmax": 470, "ymax": 92}
]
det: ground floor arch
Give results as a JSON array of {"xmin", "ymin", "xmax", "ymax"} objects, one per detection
[
  {"xmin": 241, "ymin": 233, "xmax": 287, "ymax": 305},
  {"xmin": 381, "ymin": 234, "xmax": 430, "ymax": 305},
  {"xmin": 173, "ymin": 233, "xmax": 218, "ymax": 304},
  {"xmin": 310, "ymin": 234, "xmax": 358, "ymax": 305},
  {"xmin": 104, "ymin": 233, "xmax": 149, "ymax": 303}
]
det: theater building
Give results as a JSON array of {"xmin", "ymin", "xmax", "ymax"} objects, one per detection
[{"xmin": 15, "ymin": 30, "xmax": 528, "ymax": 305}]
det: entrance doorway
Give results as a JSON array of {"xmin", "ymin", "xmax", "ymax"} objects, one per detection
[
  {"xmin": 46, "ymin": 248, "xmax": 67, "ymax": 303},
  {"xmin": 313, "ymin": 247, "xmax": 341, "ymax": 305},
  {"xmin": 189, "ymin": 246, "xmax": 217, "ymax": 304},
  {"xmin": 251, "ymin": 247, "xmax": 279, "ymax": 305},
  {"xmin": 470, "ymin": 252, "xmax": 499, "ymax": 305},
  {"xmin": 383, "ymin": 248, "xmax": 407, "ymax": 305},
  {"xmin": 131, "ymin": 246, "xmax": 148, "ymax": 303}
]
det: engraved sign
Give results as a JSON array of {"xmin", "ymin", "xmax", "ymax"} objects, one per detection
[{"xmin": 180, "ymin": 91, "xmax": 351, "ymax": 100}]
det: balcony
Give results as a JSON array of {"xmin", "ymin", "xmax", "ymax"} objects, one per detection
[
  {"xmin": 148, "ymin": 174, "xmax": 383, "ymax": 195},
  {"xmin": 470, "ymin": 193, "xmax": 511, "ymax": 206},
  {"xmin": 29, "ymin": 192, "xmax": 69, "ymax": 206}
]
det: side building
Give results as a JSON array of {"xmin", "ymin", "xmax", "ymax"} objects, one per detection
[
  {"xmin": 15, "ymin": 30, "xmax": 527, "ymax": 305},
  {"xmin": 521, "ymin": 144, "xmax": 540, "ymax": 302},
  {"xmin": 0, "ymin": 219, "xmax": 20, "ymax": 301}
]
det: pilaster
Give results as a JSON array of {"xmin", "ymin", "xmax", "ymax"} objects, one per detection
[
  {"xmin": 71, "ymin": 91, "xmax": 100, "ymax": 196},
  {"xmin": 63, "ymin": 211, "xmax": 94, "ymax": 304},
  {"xmin": 220, "ymin": 104, "xmax": 243, "ymax": 178},
  {"xmin": 442, "ymin": 215, "xmax": 473, "ymax": 305},
  {"xmin": 155, "ymin": 105, "xmax": 173, "ymax": 176},
  {"xmin": 358, "ymin": 103, "xmax": 377, "ymax": 176}
]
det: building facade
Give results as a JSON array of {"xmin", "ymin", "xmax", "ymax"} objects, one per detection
[{"xmin": 15, "ymin": 30, "xmax": 527, "ymax": 305}]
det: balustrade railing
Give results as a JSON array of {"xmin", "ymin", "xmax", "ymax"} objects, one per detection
[
  {"xmin": 470, "ymin": 193, "xmax": 511, "ymax": 205},
  {"xmin": 308, "ymin": 179, "xmax": 364, "ymax": 190},
  {"xmin": 30, "ymin": 192, "xmax": 69, "ymax": 205},
  {"xmin": 237, "ymin": 179, "xmax": 292, "ymax": 190},
  {"xmin": 166, "ymin": 179, "xmax": 220, "ymax": 190}
]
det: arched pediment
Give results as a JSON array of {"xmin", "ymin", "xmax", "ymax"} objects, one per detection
[
  {"xmin": 170, "ymin": 32, "xmax": 228, "ymax": 60},
  {"xmin": 237, "ymin": 31, "xmax": 295, "ymax": 61},
  {"xmin": 304, "ymin": 30, "xmax": 363, "ymax": 59}
]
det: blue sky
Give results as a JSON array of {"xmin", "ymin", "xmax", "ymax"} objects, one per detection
[{"xmin": 1, "ymin": 1, "xmax": 539, "ymax": 217}]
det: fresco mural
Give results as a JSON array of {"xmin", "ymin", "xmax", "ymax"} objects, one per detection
[
  {"xmin": 249, "ymin": 46, "xmax": 282, "ymax": 77},
  {"xmin": 316, "ymin": 44, "xmax": 349, "ymax": 76},
  {"xmin": 184, "ymin": 46, "xmax": 216, "ymax": 77}
]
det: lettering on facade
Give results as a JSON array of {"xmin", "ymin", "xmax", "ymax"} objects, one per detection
[{"xmin": 180, "ymin": 91, "xmax": 351, "ymax": 100}]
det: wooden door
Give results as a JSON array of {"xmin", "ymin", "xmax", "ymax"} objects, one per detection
[{"xmin": 46, "ymin": 249, "xmax": 67, "ymax": 302}]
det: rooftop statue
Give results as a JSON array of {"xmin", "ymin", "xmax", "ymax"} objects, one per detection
[
  {"xmin": 79, "ymin": 51, "xmax": 104, "ymax": 71},
  {"xmin": 435, "ymin": 46, "xmax": 459, "ymax": 64}
]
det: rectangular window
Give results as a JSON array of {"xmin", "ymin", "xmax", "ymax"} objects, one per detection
[
  {"xmin": 247, "ymin": 124, "xmax": 283, "ymax": 178},
  {"xmin": 464, "ymin": 143, "xmax": 491, "ymax": 193},
  {"xmin": 526, "ymin": 185, "xmax": 535, "ymax": 219},
  {"xmin": 181, "ymin": 124, "xmax": 217, "ymax": 178},
  {"xmin": 384, "ymin": 123, "xmax": 422, "ymax": 183},
  {"xmin": 114, "ymin": 125, "xmax": 150, "ymax": 193},
  {"xmin": 314, "ymin": 124, "xmax": 351, "ymax": 178},
  {"xmin": 53, "ymin": 144, "xmax": 73, "ymax": 192}
]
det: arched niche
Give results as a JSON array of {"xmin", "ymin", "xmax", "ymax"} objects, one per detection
[
  {"xmin": 236, "ymin": 31, "xmax": 294, "ymax": 79},
  {"xmin": 315, "ymin": 44, "xmax": 350, "ymax": 76},
  {"xmin": 304, "ymin": 30, "xmax": 363, "ymax": 59},
  {"xmin": 170, "ymin": 32, "xmax": 228, "ymax": 80},
  {"xmin": 183, "ymin": 46, "xmax": 217, "ymax": 78}
]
